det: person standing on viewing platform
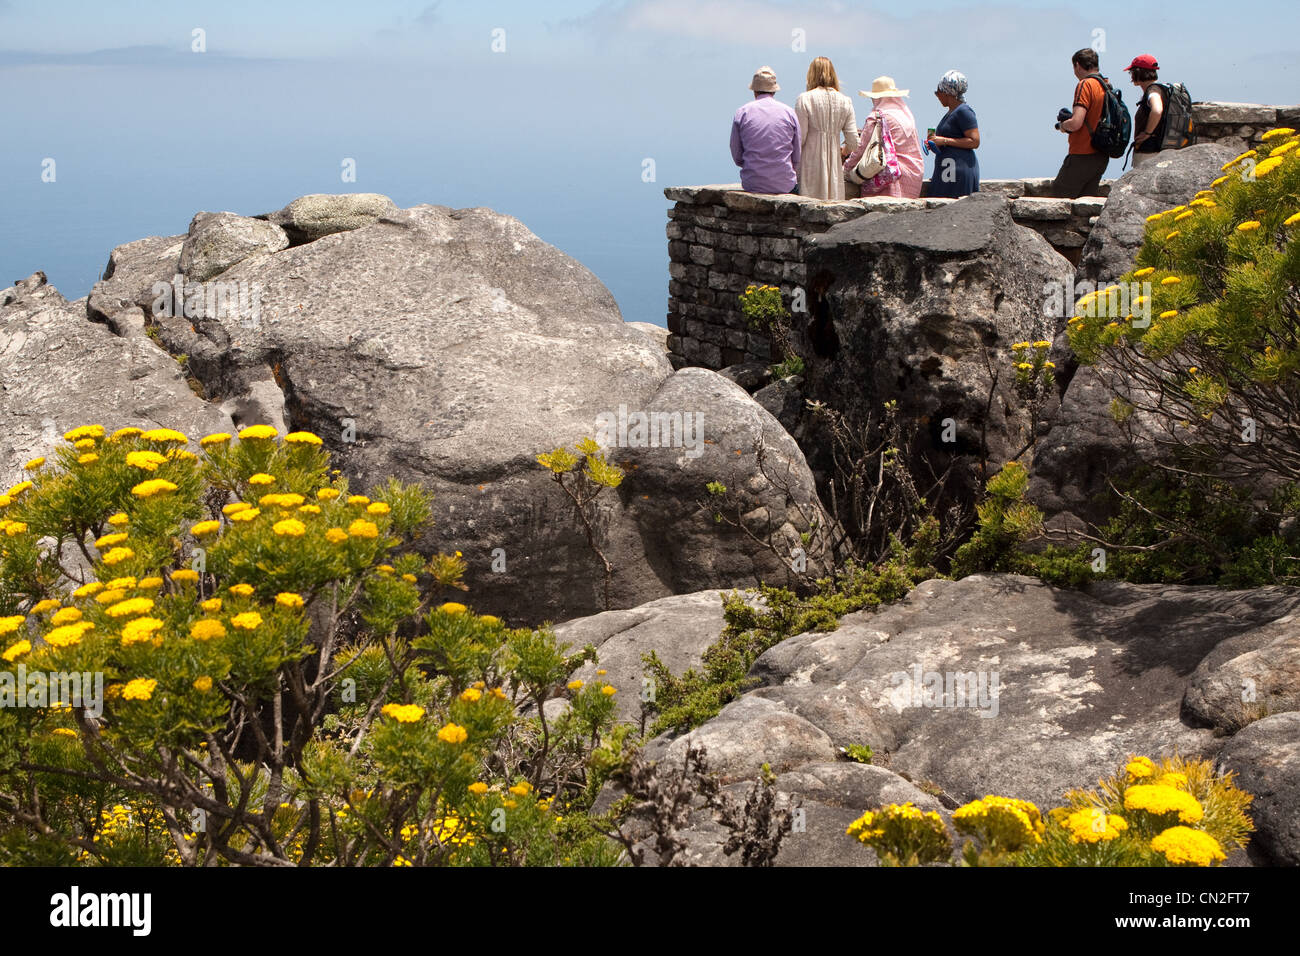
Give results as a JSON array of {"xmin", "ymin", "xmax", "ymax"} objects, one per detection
[
  {"xmin": 1051, "ymin": 48, "xmax": 1111, "ymax": 197},
  {"xmin": 1128, "ymin": 54, "xmax": 1166, "ymax": 168},
  {"xmin": 730, "ymin": 66, "xmax": 801, "ymax": 195},
  {"xmin": 794, "ymin": 57, "xmax": 858, "ymax": 200},
  {"xmin": 844, "ymin": 76, "xmax": 924, "ymax": 199},
  {"xmin": 926, "ymin": 70, "xmax": 980, "ymax": 198}
]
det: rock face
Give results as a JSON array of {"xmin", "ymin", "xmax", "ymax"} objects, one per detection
[
  {"xmin": 1076, "ymin": 144, "xmax": 1238, "ymax": 284},
  {"xmin": 801, "ymin": 193, "xmax": 1072, "ymax": 506},
  {"xmin": 0, "ymin": 273, "xmax": 233, "ymax": 474},
  {"xmin": 1217, "ymin": 713, "xmax": 1300, "ymax": 866},
  {"xmin": 555, "ymin": 589, "xmax": 733, "ymax": 725},
  {"xmin": 626, "ymin": 574, "xmax": 1300, "ymax": 864},
  {"xmin": 87, "ymin": 233, "xmax": 186, "ymax": 333},
  {"xmin": 261, "ymin": 193, "xmax": 399, "ymax": 244},
  {"xmin": 84, "ymin": 197, "xmax": 832, "ymax": 623},
  {"xmin": 1183, "ymin": 612, "xmax": 1300, "ymax": 733},
  {"xmin": 179, "ymin": 212, "xmax": 289, "ymax": 282}
]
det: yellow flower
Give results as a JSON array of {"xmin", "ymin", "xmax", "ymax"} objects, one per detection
[
  {"xmin": 401, "ymin": 573, "xmax": 416, "ymax": 583},
  {"xmin": 1160, "ymin": 310, "xmax": 1178, "ymax": 320},
  {"xmin": 190, "ymin": 520, "xmax": 221, "ymax": 537},
  {"xmin": 381, "ymin": 703, "xmax": 426, "ymax": 723},
  {"xmin": 230, "ymin": 612, "xmax": 262, "ymax": 630},
  {"xmin": 121, "ymin": 617, "xmax": 164, "ymax": 646},
  {"xmin": 275, "ymin": 592, "xmax": 304, "ymax": 609},
  {"xmin": 63, "ymin": 425, "xmax": 104, "ymax": 442},
  {"xmin": 1253, "ymin": 157, "xmax": 1284, "ymax": 178},
  {"xmin": 94, "ymin": 531, "xmax": 129, "ymax": 549},
  {"xmin": 366, "ymin": 502, "xmax": 390, "ymax": 515},
  {"xmin": 1143, "ymin": 213, "xmax": 1165, "ymax": 222},
  {"xmin": 1150, "ymin": 826, "xmax": 1225, "ymax": 866},
  {"xmin": 200, "ymin": 432, "xmax": 233, "ymax": 447},
  {"xmin": 23, "ymin": 457, "xmax": 45, "ymax": 470},
  {"xmin": 126, "ymin": 450, "xmax": 168, "ymax": 471},
  {"xmin": 77, "ymin": 453, "xmax": 99, "ymax": 465},
  {"xmin": 1188, "ymin": 366, "xmax": 1199, "ymax": 374},
  {"xmin": 1211, "ymin": 175, "xmax": 1230, "ymax": 187},
  {"xmin": 72, "ymin": 582, "xmax": 104, "ymax": 598},
  {"xmin": 595, "ymin": 669, "xmax": 607, "ymax": 676},
  {"xmin": 438, "ymin": 602, "xmax": 467, "ymax": 614},
  {"xmin": 1063, "ymin": 808, "xmax": 1128, "ymax": 844},
  {"xmin": 227, "ymin": 583, "xmax": 255, "ymax": 597},
  {"xmin": 200, "ymin": 598, "xmax": 222, "ymax": 613},
  {"xmin": 468, "ymin": 782, "xmax": 489, "ymax": 796},
  {"xmin": 101, "ymin": 546, "xmax": 135, "ymax": 566},
  {"xmin": 298, "ymin": 504, "xmax": 321, "ymax": 514},
  {"xmin": 238, "ymin": 424, "xmax": 278, "ymax": 440},
  {"xmin": 509, "ymin": 781, "xmax": 533, "ymax": 797},
  {"xmin": 489, "ymin": 687, "xmax": 508, "ymax": 701},
  {"xmin": 317, "ymin": 488, "xmax": 340, "ymax": 500},
  {"xmin": 1260, "ymin": 126, "xmax": 1296, "ymax": 141},
  {"xmin": 107, "ymin": 512, "xmax": 129, "ymax": 526},
  {"xmin": 131, "ymin": 479, "xmax": 178, "ymax": 498},
  {"xmin": 325, "ymin": 527, "xmax": 348, "ymax": 544},
  {"xmin": 2, "ymin": 639, "xmax": 31, "ymax": 662},
  {"xmin": 1160, "ymin": 276, "xmax": 1182, "ymax": 285},
  {"xmin": 190, "ymin": 619, "xmax": 226, "ymax": 641},
  {"xmin": 5, "ymin": 481, "xmax": 34, "ymax": 498},
  {"xmin": 1158, "ymin": 772, "xmax": 1189, "ymax": 788},
  {"xmin": 273, "ymin": 518, "xmax": 307, "ymax": 537},
  {"xmin": 1126, "ymin": 755, "xmax": 1158, "ymax": 780},
  {"xmin": 1124, "ymin": 784, "xmax": 1204, "ymax": 824},
  {"xmin": 248, "ymin": 473, "xmax": 276, "ymax": 486},
  {"xmin": 284, "ymin": 431, "xmax": 323, "ymax": 445},
  {"xmin": 0, "ymin": 615, "xmax": 25, "ymax": 633},
  {"xmin": 141, "ymin": 428, "xmax": 188, "ymax": 444},
  {"xmin": 121, "ymin": 678, "xmax": 157, "ymax": 701},
  {"xmin": 51, "ymin": 608, "xmax": 83, "ymax": 632},
  {"xmin": 1173, "ymin": 211, "xmax": 1193, "ymax": 222},
  {"xmin": 601, "ymin": 684, "xmax": 617, "ymax": 696},
  {"xmin": 437, "ymin": 722, "xmax": 468, "ymax": 743},
  {"xmin": 193, "ymin": 676, "xmax": 213, "ymax": 693},
  {"xmin": 952, "ymin": 796, "xmax": 1044, "ymax": 850},
  {"xmin": 567, "ymin": 679, "xmax": 584, "ymax": 691},
  {"xmin": 347, "ymin": 519, "xmax": 378, "ymax": 539},
  {"xmin": 46, "ymin": 621, "xmax": 94, "ymax": 648},
  {"xmin": 106, "ymin": 597, "xmax": 155, "ymax": 618},
  {"xmin": 478, "ymin": 615, "xmax": 501, "ymax": 626},
  {"xmin": 347, "ymin": 495, "xmax": 370, "ymax": 506},
  {"xmin": 376, "ymin": 564, "xmax": 394, "ymax": 574},
  {"xmin": 110, "ymin": 426, "xmax": 143, "ymax": 440},
  {"xmin": 259, "ymin": 492, "xmax": 305, "ymax": 508},
  {"xmin": 222, "ymin": 502, "xmax": 251, "ymax": 516},
  {"xmin": 52, "ymin": 727, "xmax": 77, "ymax": 738},
  {"xmin": 95, "ymin": 590, "xmax": 127, "ymax": 605},
  {"xmin": 1164, "ymin": 230, "xmax": 1180, "ymax": 240},
  {"xmin": 460, "ymin": 687, "xmax": 482, "ymax": 702},
  {"xmin": 1236, "ymin": 220, "xmax": 1261, "ymax": 232},
  {"xmin": 228, "ymin": 508, "xmax": 260, "ymax": 522},
  {"xmin": 30, "ymin": 599, "xmax": 61, "ymax": 615}
]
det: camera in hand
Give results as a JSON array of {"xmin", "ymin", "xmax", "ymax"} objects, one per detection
[{"xmin": 1053, "ymin": 107, "xmax": 1072, "ymax": 130}]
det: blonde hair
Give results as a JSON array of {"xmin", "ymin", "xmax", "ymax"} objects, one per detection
[{"xmin": 806, "ymin": 57, "xmax": 840, "ymax": 91}]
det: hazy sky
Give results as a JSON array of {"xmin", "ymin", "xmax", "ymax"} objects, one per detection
[{"xmin": 2, "ymin": 0, "xmax": 1297, "ymax": 326}]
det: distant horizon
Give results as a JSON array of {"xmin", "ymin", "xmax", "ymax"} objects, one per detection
[{"xmin": 3, "ymin": 0, "xmax": 1297, "ymax": 327}]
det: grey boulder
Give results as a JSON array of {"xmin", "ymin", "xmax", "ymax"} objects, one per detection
[
  {"xmin": 1216, "ymin": 713, "xmax": 1300, "ymax": 865},
  {"xmin": 261, "ymin": 192, "xmax": 399, "ymax": 244},
  {"xmin": 180, "ymin": 211, "xmax": 289, "ymax": 282}
]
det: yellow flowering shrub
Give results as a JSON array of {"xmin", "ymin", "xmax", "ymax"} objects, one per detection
[{"xmin": 0, "ymin": 423, "xmax": 629, "ymax": 867}]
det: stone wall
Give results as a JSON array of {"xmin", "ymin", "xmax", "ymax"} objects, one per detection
[
  {"xmin": 665, "ymin": 180, "xmax": 1107, "ymax": 370},
  {"xmin": 1192, "ymin": 102, "xmax": 1300, "ymax": 152}
]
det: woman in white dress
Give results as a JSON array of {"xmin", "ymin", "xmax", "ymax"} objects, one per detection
[{"xmin": 795, "ymin": 57, "xmax": 858, "ymax": 201}]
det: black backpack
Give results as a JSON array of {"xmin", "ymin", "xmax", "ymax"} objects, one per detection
[
  {"xmin": 1157, "ymin": 82, "xmax": 1196, "ymax": 150},
  {"xmin": 1084, "ymin": 73, "xmax": 1132, "ymax": 159}
]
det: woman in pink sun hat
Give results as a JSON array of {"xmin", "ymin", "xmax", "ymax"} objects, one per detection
[{"xmin": 843, "ymin": 76, "xmax": 924, "ymax": 199}]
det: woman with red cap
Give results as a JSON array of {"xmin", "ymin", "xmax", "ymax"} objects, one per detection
[{"xmin": 1128, "ymin": 54, "xmax": 1165, "ymax": 168}]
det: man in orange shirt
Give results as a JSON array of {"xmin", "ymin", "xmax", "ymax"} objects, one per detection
[{"xmin": 1051, "ymin": 48, "xmax": 1110, "ymax": 198}]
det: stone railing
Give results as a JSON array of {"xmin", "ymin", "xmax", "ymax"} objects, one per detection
[
  {"xmin": 1192, "ymin": 102, "xmax": 1300, "ymax": 152},
  {"xmin": 665, "ymin": 180, "xmax": 1108, "ymax": 370}
]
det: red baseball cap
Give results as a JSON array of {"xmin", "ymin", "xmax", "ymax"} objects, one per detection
[{"xmin": 1125, "ymin": 54, "xmax": 1159, "ymax": 71}]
